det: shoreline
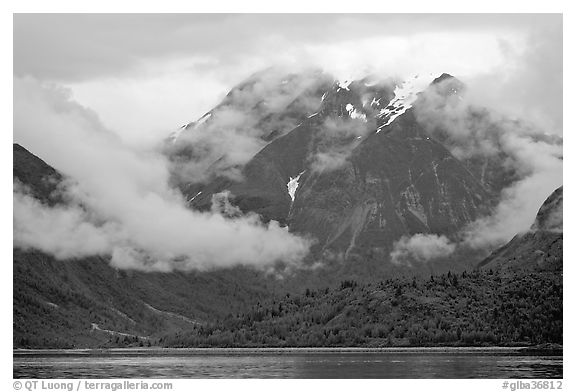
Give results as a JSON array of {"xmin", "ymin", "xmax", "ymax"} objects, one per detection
[{"xmin": 13, "ymin": 345, "xmax": 562, "ymax": 356}]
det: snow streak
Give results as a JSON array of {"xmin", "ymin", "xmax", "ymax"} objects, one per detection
[{"xmin": 287, "ymin": 171, "xmax": 305, "ymax": 202}]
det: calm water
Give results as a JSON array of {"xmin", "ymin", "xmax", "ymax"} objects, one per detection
[{"xmin": 13, "ymin": 349, "xmax": 562, "ymax": 379}]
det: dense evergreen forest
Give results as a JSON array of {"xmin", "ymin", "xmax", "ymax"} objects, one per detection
[{"xmin": 156, "ymin": 268, "xmax": 562, "ymax": 348}]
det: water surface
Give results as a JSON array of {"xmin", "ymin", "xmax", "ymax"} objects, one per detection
[{"xmin": 13, "ymin": 348, "xmax": 562, "ymax": 379}]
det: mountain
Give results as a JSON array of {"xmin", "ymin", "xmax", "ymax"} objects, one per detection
[
  {"xmin": 478, "ymin": 186, "xmax": 563, "ymax": 272},
  {"xmin": 172, "ymin": 72, "xmax": 500, "ymax": 278},
  {"xmin": 13, "ymin": 67, "xmax": 563, "ymax": 348},
  {"xmin": 13, "ymin": 144, "xmax": 275, "ymax": 348}
]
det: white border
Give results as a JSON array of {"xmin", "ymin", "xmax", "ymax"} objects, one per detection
[{"xmin": 3, "ymin": 2, "xmax": 572, "ymax": 390}]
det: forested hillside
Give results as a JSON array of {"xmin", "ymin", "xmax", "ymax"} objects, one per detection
[{"xmin": 158, "ymin": 267, "xmax": 562, "ymax": 348}]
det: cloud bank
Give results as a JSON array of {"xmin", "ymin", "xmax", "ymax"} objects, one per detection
[
  {"xmin": 13, "ymin": 77, "xmax": 311, "ymax": 271},
  {"xmin": 14, "ymin": 14, "xmax": 560, "ymax": 147}
]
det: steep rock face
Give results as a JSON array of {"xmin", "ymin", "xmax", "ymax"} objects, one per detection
[
  {"xmin": 189, "ymin": 78, "xmax": 397, "ymax": 221},
  {"xmin": 291, "ymin": 110, "xmax": 491, "ymax": 257},
  {"xmin": 479, "ymin": 186, "xmax": 563, "ymax": 272}
]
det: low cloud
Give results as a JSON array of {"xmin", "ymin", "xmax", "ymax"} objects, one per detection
[
  {"xmin": 309, "ymin": 150, "xmax": 351, "ymax": 173},
  {"xmin": 390, "ymin": 234, "xmax": 456, "ymax": 266},
  {"xmin": 462, "ymin": 21, "xmax": 562, "ymax": 136},
  {"xmin": 308, "ymin": 117, "xmax": 369, "ymax": 173},
  {"xmin": 14, "ymin": 181, "xmax": 116, "ymax": 259},
  {"xmin": 13, "ymin": 77, "xmax": 311, "ymax": 272}
]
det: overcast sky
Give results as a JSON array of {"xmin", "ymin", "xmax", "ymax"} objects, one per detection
[{"xmin": 14, "ymin": 13, "xmax": 562, "ymax": 146}]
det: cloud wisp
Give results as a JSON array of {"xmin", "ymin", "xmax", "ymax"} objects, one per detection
[{"xmin": 390, "ymin": 234, "xmax": 456, "ymax": 266}]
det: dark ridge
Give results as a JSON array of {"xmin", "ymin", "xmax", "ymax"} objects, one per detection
[
  {"xmin": 432, "ymin": 73, "xmax": 455, "ymax": 85},
  {"xmin": 13, "ymin": 143, "xmax": 64, "ymax": 205}
]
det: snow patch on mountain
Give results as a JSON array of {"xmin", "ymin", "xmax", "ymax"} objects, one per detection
[
  {"xmin": 345, "ymin": 104, "xmax": 367, "ymax": 122},
  {"xmin": 287, "ymin": 171, "xmax": 305, "ymax": 202},
  {"xmin": 337, "ymin": 80, "xmax": 352, "ymax": 91},
  {"xmin": 376, "ymin": 73, "xmax": 437, "ymax": 133}
]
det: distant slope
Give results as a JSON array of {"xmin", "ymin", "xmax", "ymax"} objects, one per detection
[
  {"xmin": 13, "ymin": 144, "xmax": 273, "ymax": 348},
  {"xmin": 479, "ymin": 186, "xmax": 563, "ymax": 272},
  {"xmin": 13, "ymin": 247, "xmax": 273, "ymax": 348}
]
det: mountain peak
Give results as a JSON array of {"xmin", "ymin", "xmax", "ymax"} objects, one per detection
[
  {"xmin": 426, "ymin": 72, "xmax": 465, "ymax": 98},
  {"xmin": 432, "ymin": 73, "xmax": 455, "ymax": 84}
]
